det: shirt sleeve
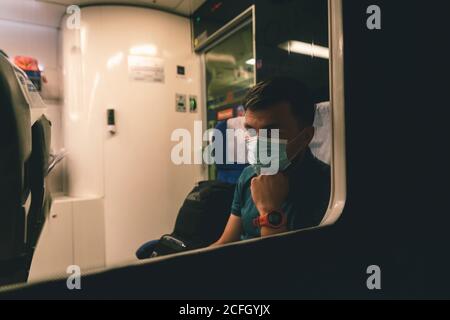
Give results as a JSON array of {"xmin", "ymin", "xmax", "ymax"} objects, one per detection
[{"xmin": 230, "ymin": 178, "xmax": 243, "ymax": 216}]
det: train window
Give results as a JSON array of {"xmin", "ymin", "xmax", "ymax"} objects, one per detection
[
  {"xmin": 0, "ymin": 0, "xmax": 345, "ymax": 289},
  {"xmin": 194, "ymin": 0, "xmax": 346, "ymax": 247}
]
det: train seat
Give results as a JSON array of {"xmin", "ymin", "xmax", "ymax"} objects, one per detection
[
  {"xmin": 310, "ymin": 101, "xmax": 332, "ymax": 165},
  {"xmin": 0, "ymin": 54, "xmax": 52, "ymax": 286}
]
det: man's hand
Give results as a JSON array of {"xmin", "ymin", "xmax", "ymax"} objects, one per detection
[{"xmin": 250, "ymin": 173, "xmax": 289, "ymax": 216}]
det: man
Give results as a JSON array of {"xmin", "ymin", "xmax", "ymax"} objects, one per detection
[{"xmin": 213, "ymin": 77, "xmax": 330, "ymax": 244}]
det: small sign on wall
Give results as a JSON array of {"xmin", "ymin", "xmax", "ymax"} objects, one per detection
[
  {"xmin": 189, "ymin": 95, "xmax": 198, "ymax": 113},
  {"xmin": 176, "ymin": 65, "xmax": 188, "ymax": 80},
  {"xmin": 176, "ymin": 94, "xmax": 187, "ymax": 112},
  {"xmin": 128, "ymin": 55, "xmax": 165, "ymax": 83},
  {"xmin": 177, "ymin": 65, "xmax": 185, "ymax": 77}
]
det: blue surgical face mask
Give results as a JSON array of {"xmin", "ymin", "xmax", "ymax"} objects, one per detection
[
  {"xmin": 246, "ymin": 136, "xmax": 289, "ymax": 176},
  {"xmin": 246, "ymin": 130, "xmax": 307, "ymax": 176}
]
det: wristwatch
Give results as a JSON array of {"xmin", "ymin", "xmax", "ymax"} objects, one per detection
[{"xmin": 253, "ymin": 211, "xmax": 287, "ymax": 229}]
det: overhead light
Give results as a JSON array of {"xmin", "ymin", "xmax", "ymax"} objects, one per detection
[
  {"xmin": 245, "ymin": 58, "xmax": 255, "ymax": 65},
  {"xmin": 205, "ymin": 53, "xmax": 236, "ymax": 64},
  {"xmin": 278, "ymin": 41, "xmax": 329, "ymax": 60}
]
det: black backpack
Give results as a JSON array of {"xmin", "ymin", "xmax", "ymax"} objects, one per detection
[{"xmin": 151, "ymin": 180, "xmax": 236, "ymax": 257}]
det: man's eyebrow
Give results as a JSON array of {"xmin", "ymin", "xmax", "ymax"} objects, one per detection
[
  {"xmin": 261, "ymin": 123, "xmax": 280, "ymax": 130},
  {"xmin": 244, "ymin": 122, "xmax": 280, "ymax": 130}
]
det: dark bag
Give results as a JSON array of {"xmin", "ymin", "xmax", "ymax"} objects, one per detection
[{"xmin": 151, "ymin": 180, "xmax": 235, "ymax": 257}]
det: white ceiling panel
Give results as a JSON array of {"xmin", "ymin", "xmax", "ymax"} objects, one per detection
[
  {"xmin": 0, "ymin": 0, "xmax": 207, "ymax": 29},
  {"xmin": 175, "ymin": 0, "xmax": 207, "ymax": 15},
  {"xmin": 37, "ymin": 0, "xmax": 207, "ymax": 16},
  {"xmin": 59, "ymin": 0, "xmax": 182, "ymax": 9},
  {"xmin": 0, "ymin": 0, "xmax": 66, "ymax": 28}
]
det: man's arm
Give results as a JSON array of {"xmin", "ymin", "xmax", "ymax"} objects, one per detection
[
  {"xmin": 251, "ymin": 173, "xmax": 289, "ymax": 237},
  {"xmin": 210, "ymin": 214, "xmax": 243, "ymax": 247},
  {"xmin": 260, "ymin": 223, "xmax": 288, "ymax": 236}
]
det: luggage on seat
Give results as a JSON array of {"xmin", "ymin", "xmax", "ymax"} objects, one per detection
[{"xmin": 137, "ymin": 180, "xmax": 235, "ymax": 259}]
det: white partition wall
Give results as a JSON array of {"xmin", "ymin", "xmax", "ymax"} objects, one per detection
[
  {"xmin": 29, "ymin": 197, "xmax": 105, "ymax": 281},
  {"xmin": 61, "ymin": 6, "xmax": 205, "ymax": 266}
]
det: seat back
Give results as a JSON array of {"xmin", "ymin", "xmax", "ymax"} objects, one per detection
[
  {"xmin": 0, "ymin": 55, "xmax": 52, "ymax": 285},
  {"xmin": 0, "ymin": 55, "xmax": 32, "ymax": 262},
  {"xmin": 310, "ymin": 101, "xmax": 332, "ymax": 165},
  {"xmin": 0, "ymin": 55, "xmax": 32, "ymax": 284},
  {"xmin": 215, "ymin": 117, "xmax": 248, "ymax": 184},
  {"xmin": 26, "ymin": 116, "xmax": 52, "ymax": 269}
]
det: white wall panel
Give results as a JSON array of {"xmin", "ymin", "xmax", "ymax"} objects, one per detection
[
  {"xmin": 28, "ymin": 201, "xmax": 73, "ymax": 281},
  {"xmin": 61, "ymin": 6, "xmax": 205, "ymax": 266}
]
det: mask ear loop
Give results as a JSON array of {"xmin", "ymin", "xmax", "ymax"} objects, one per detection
[{"xmin": 286, "ymin": 129, "xmax": 309, "ymax": 161}]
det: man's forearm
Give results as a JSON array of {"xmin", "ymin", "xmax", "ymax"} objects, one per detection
[
  {"xmin": 260, "ymin": 225, "xmax": 288, "ymax": 237},
  {"xmin": 210, "ymin": 239, "xmax": 227, "ymax": 247}
]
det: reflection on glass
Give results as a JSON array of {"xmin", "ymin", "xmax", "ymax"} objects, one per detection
[
  {"xmin": 0, "ymin": 0, "xmax": 335, "ymax": 293},
  {"xmin": 204, "ymin": 23, "xmax": 255, "ymax": 179},
  {"xmin": 205, "ymin": 23, "xmax": 254, "ymax": 111}
]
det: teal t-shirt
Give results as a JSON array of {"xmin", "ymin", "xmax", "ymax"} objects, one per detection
[{"xmin": 230, "ymin": 148, "xmax": 331, "ymax": 240}]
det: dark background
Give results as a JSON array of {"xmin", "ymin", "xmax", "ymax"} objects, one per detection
[{"xmin": 1, "ymin": 0, "xmax": 450, "ymax": 299}]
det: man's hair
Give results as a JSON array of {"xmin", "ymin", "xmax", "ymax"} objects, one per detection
[
  {"xmin": 0, "ymin": 49, "xmax": 8, "ymax": 58},
  {"xmin": 243, "ymin": 77, "xmax": 315, "ymax": 126}
]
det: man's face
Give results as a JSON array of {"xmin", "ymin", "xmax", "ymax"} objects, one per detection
[
  {"xmin": 244, "ymin": 101, "xmax": 314, "ymax": 159},
  {"xmin": 244, "ymin": 101, "xmax": 304, "ymax": 140}
]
